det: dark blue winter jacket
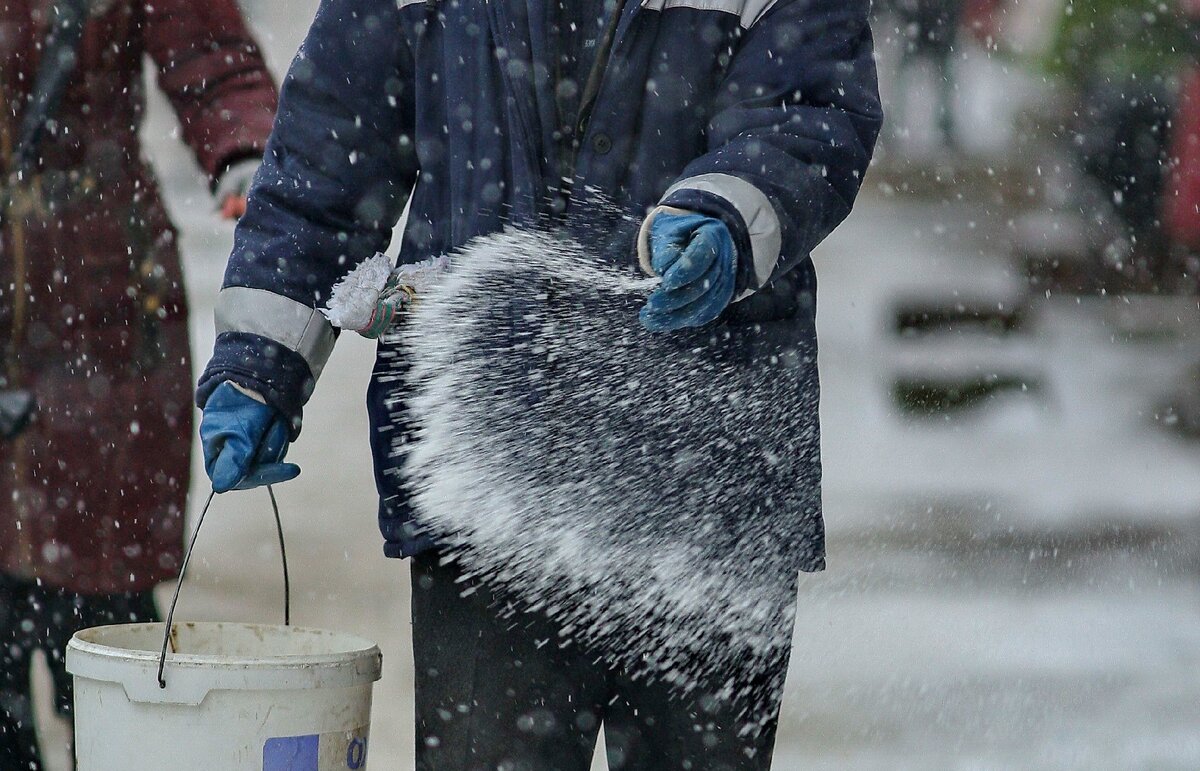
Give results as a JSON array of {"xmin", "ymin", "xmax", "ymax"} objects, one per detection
[{"xmin": 198, "ymin": 0, "xmax": 882, "ymax": 559}]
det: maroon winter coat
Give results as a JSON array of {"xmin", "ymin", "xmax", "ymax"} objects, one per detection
[{"xmin": 0, "ymin": 0, "xmax": 277, "ymax": 594}]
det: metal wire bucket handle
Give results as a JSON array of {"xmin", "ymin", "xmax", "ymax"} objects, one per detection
[{"xmin": 156, "ymin": 486, "xmax": 290, "ymax": 688}]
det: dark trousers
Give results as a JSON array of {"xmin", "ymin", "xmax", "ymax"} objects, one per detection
[
  {"xmin": 411, "ymin": 553, "xmax": 791, "ymax": 771},
  {"xmin": 0, "ymin": 575, "xmax": 158, "ymax": 771},
  {"xmin": 1077, "ymin": 76, "xmax": 1175, "ymax": 251}
]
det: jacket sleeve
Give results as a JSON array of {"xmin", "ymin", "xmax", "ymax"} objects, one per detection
[
  {"xmin": 143, "ymin": 0, "xmax": 279, "ymax": 186},
  {"xmin": 637, "ymin": 0, "xmax": 882, "ymax": 300},
  {"xmin": 195, "ymin": 0, "xmax": 419, "ymax": 435}
]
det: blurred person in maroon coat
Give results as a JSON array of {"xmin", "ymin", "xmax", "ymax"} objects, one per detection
[{"xmin": 0, "ymin": 0, "xmax": 277, "ymax": 766}]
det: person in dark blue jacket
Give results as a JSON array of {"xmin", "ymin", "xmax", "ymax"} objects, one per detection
[{"xmin": 197, "ymin": 0, "xmax": 881, "ymax": 766}]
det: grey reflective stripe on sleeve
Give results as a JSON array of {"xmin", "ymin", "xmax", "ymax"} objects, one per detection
[
  {"xmin": 640, "ymin": 0, "xmax": 778, "ymax": 29},
  {"xmin": 215, "ymin": 287, "xmax": 336, "ymax": 379},
  {"xmin": 662, "ymin": 173, "xmax": 782, "ymax": 297}
]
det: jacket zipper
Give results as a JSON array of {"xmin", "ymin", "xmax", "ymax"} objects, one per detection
[
  {"xmin": 486, "ymin": 0, "xmax": 558, "ymax": 222},
  {"xmin": 556, "ymin": 0, "xmax": 633, "ymax": 212}
]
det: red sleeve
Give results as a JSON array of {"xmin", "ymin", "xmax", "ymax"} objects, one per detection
[
  {"xmin": 963, "ymin": 0, "xmax": 1002, "ymax": 44},
  {"xmin": 1165, "ymin": 69, "xmax": 1200, "ymax": 250},
  {"xmin": 143, "ymin": 0, "xmax": 279, "ymax": 186}
]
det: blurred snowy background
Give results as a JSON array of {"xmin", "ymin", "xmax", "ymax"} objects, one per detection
[{"xmin": 34, "ymin": 0, "xmax": 1200, "ymax": 768}]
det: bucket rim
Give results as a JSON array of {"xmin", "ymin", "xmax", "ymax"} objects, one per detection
[
  {"xmin": 66, "ymin": 621, "xmax": 382, "ymax": 706},
  {"xmin": 68, "ymin": 621, "xmax": 381, "ymax": 669}
]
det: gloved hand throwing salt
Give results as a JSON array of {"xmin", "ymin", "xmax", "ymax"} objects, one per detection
[{"xmin": 638, "ymin": 211, "xmax": 737, "ymax": 332}]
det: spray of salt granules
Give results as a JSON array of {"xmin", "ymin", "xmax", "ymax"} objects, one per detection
[{"xmin": 323, "ymin": 226, "xmax": 822, "ymax": 731}]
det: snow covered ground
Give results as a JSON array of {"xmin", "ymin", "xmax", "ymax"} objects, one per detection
[
  {"xmin": 780, "ymin": 198, "xmax": 1200, "ymax": 769},
  {"xmin": 37, "ymin": 4, "xmax": 1200, "ymax": 768}
]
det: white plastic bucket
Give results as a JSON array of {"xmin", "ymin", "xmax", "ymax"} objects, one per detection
[{"xmin": 66, "ymin": 621, "xmax": 382, "ymax": 770}]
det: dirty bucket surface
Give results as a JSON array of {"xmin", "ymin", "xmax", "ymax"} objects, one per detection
[{"xmin": 67, "ymin": 622, "xmax": 381, "ymax": 770}]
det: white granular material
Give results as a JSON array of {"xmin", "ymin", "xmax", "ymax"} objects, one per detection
[
  {"xmin": 374, "ymin": 226, "xmax": 823, "ymax": 727},
  {"xmin": 322, "ymin": 251, "xmax": 394, "ymax": 331},
  {"xmin": 323, "ymin": 252, "xmax": 451, "ymax": 332}
]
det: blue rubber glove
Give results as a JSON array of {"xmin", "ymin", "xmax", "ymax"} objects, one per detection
[
  {"xmin": 640, "ymin": 212, "xmax": 738, "ymax": 332},
  {"xmin": 199, "ymin": 382, "xmax": 300, "ymax": 493}
]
